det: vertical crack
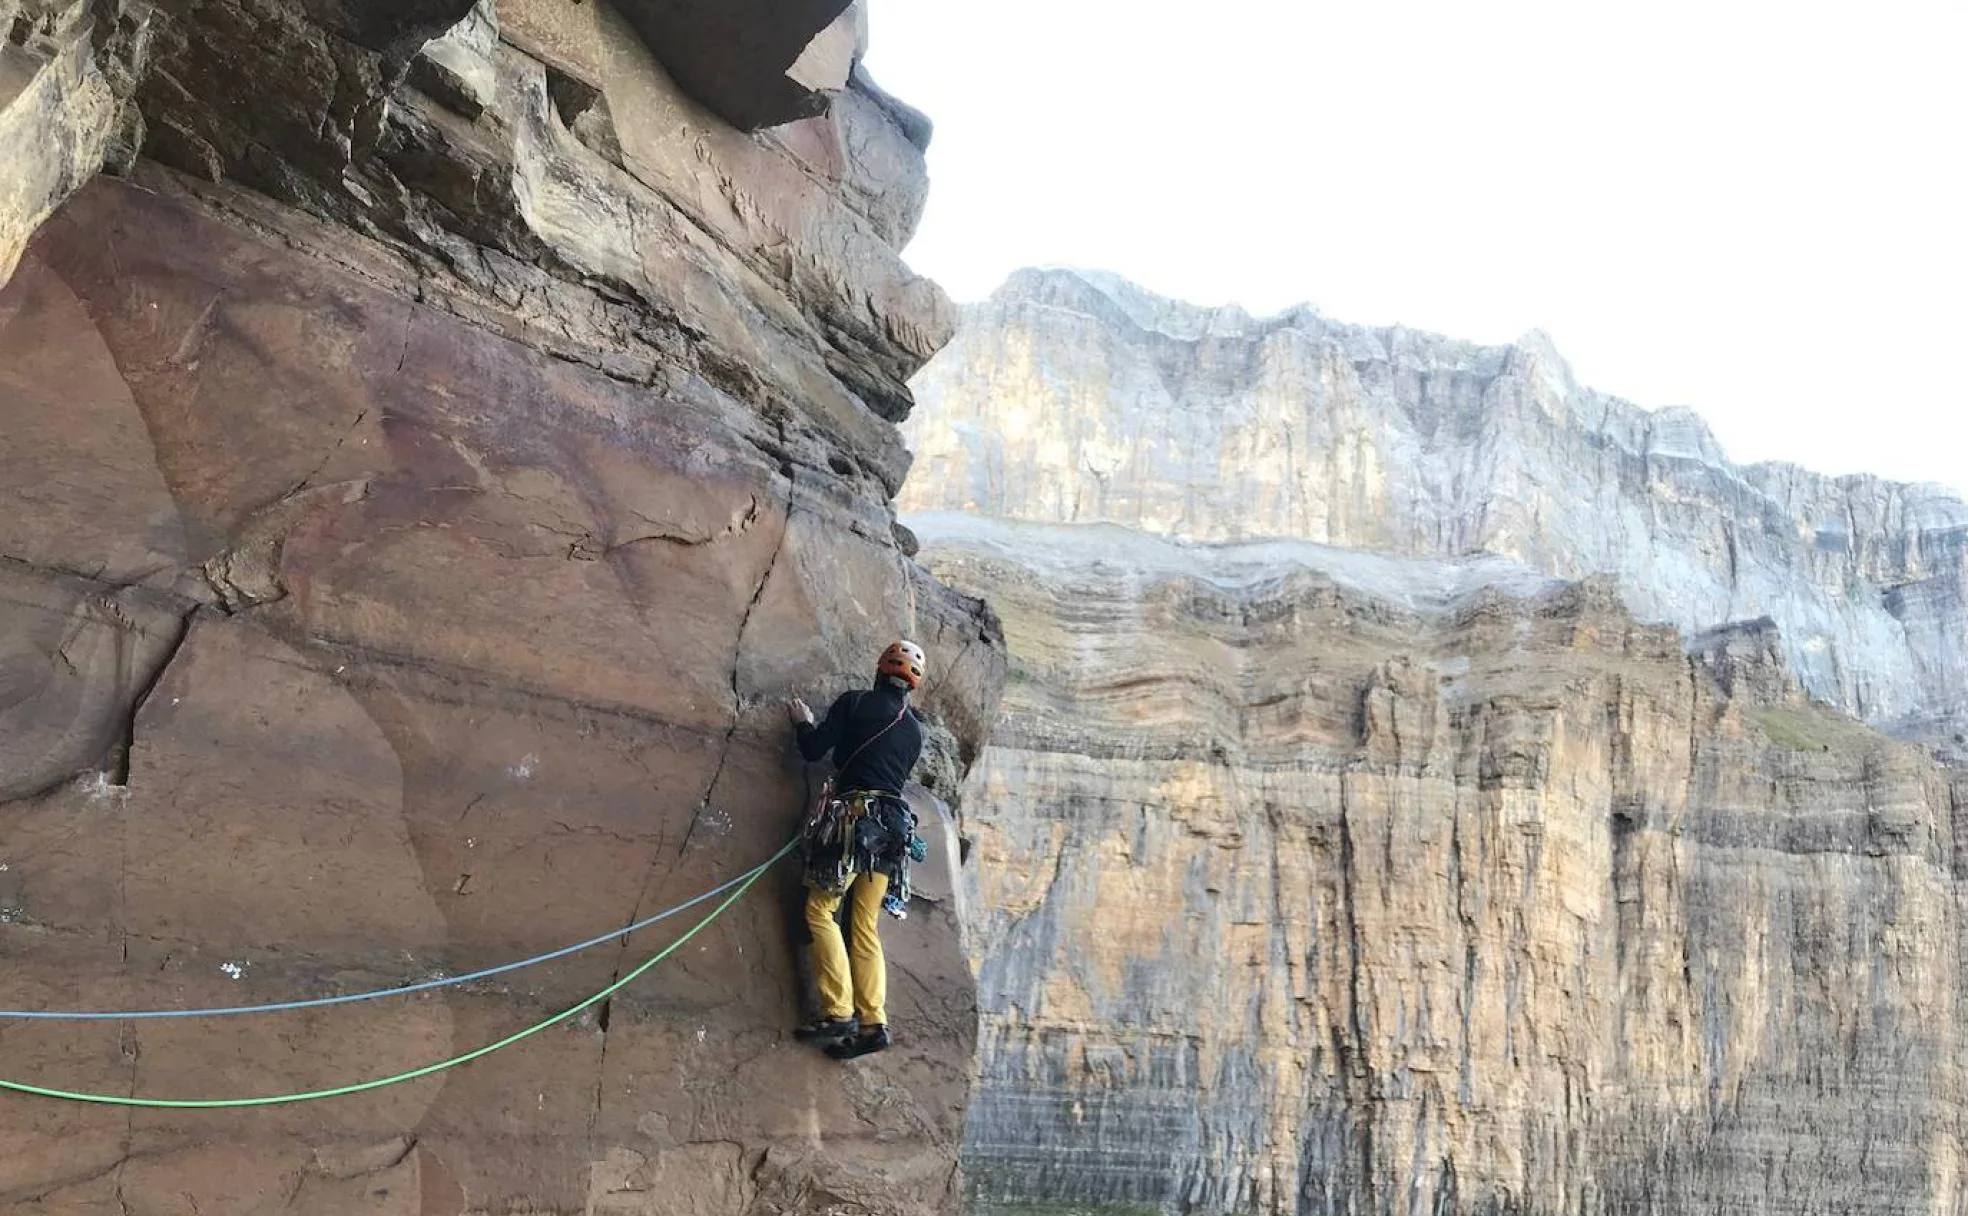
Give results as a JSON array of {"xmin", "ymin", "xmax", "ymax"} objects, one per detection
[
  {"xmin": 113, "ymin": 700, "xmax": 141, "ymax": 1216},
  {"xmin": 393, "ymin": 306, "xmax": 414, "ymax": 374},
  {"xmin": 106, "ymin": 605, "xmax": 198, "ymax": 786},
  {"xmin": 585, "ymin": 995, "xmax": 612, "ymax": 1148},
  {"xmin": 1450, "ymin": 794, "xmax": 1476, "ymax": 1111},
  {"xmin": 281, "ymin": 409, "xmax": 370, "ymax": 503},
  {"xmin": 112, "ymin": 1114, "xmax": 134, "ymax": 1216},
  {"xmin": 677, "ymin": 466, "xmax": 795, "ymax": 860},
  {"xmin": 587, "ymin": 461, "xmax": 796, "ymax": 1148},
  {"xmin": 1334, "ymin": 776, "xmax": 1377, "ymax": 1211}
]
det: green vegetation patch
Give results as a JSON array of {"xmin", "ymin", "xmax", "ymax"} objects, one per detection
[
  {"xmin": 971, "ymin": 1206, "xmax": 1168, "ymax": 1216},
  {"xmin": 1748, "ymin": 705, "xmax": 1882, "ymax": 753}
]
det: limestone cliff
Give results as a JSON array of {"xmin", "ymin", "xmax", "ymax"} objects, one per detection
[
  {"xmin": 917, "ymin": 514, "xmax": 1967, "ymax": 1216},
  {"xmin": 900, "ymin": 268, "xmax": 1968, "ymax": 749},
  {"xmin": 903, "ymin": 270, "xmax": 1968, "ymax": 1214},
  {"xmin": 0, "ymin": 2, "xmax": 1002, "ymax": 1213}
]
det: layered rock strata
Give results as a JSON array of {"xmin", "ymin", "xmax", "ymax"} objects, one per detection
[
  {"xmin": 900, "ymin": 269, "xmax": 1968, "ymax": 749},
  {"xmin": 917, "ymin": 513, "xmax": 1967, "ymax": 1216},
  {"xmin": 0, "ymin": 0, "xmax": 148, "ymax": 284},
  {"xmin": 903, "ymin": 269, "xmax": 1968, "ymax": 1213},
  {"xmin": 0, "ymin": 2, "xmax": 1001, "ymax": 1213}
]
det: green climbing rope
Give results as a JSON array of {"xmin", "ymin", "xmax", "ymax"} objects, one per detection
[{"xmin": 0, "ymin": 838, "xmax": 797, "ymax": 1108}]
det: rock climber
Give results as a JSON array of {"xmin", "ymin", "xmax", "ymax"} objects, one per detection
[{"xmin": 786, "ymin": 640, "xmax": 929, "ymax": 1060}]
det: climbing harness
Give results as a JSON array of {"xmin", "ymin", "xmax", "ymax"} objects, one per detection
[
  {"xmin": 0, "ymin": 837, "xmax": 797, "ymax": 1108},
  {"xmin": 801, "ymin": 786, "xmax": 924, "ymax": 915},
  {"xmin": 0, "ymin": 851, "xmax": 787, "ymax": 1022}
]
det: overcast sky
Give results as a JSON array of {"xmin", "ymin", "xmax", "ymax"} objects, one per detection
[{"xmin": 865, "ymin": 1, "xmax": 1967, "ymax": 495}]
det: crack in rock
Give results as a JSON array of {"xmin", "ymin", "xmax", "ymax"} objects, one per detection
[
  {"xmin": 678, "ymin": 479, "xmax": 793, "ymax": 859},
  {"xmin": 611, "ymin": 494, "xmax": 764, "ymax": 552},
  {"xmin": 103, "ymin": 600, "xmax": 197, "ymax": 787}
]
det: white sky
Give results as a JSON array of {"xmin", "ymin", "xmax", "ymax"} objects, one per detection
[{"xmin": 865, "ymin": 1, "xmax": 1968, "ymax": 494}]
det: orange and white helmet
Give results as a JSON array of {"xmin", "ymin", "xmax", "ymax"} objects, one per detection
[{"xmin": 876, "ymin": 640, "xmax": 926, "ymax": 690}]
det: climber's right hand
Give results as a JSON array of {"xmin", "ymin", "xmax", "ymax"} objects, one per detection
[{"xmin": 787, "ymin": 697, "xmax": 815, "ymax": 726}]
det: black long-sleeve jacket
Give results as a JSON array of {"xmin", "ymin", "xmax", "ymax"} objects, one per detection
[{"xmin": 797, "ymin": 683, "xmax": 923, "ymax": 794}]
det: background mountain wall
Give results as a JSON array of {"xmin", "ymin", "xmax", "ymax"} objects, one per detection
[
  {"xmin": 902, "ymin": 268, "xmax": 1968, "ymax": 750},
  {"xmin": 903, "ymin": 270, "xmax": 1968, "ymax": 1215}
]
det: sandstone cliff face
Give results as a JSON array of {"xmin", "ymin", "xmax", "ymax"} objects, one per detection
[
  {"xmin": 0, "ymin": 3, "xmax": 1001, "ymax": 1214},
  {"xmin": 900, "ymin": 269, "xmax": 1968, "ymax": 749},
  {"xmin": 916, "ymin": 514, "xmax": 1967, "ymax": 1216}
]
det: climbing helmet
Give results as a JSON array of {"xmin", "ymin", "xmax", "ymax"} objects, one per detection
[{"xmin": 877, "ymin": 640, "xmax": 926, "ymax": 689}]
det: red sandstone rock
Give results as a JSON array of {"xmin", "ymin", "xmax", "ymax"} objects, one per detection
[{"xmin": 0, "ymin": 1, "xmax": 1000, "ymax": 1210}]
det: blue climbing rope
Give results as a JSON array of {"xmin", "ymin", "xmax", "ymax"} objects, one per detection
[
  {"xmin": 0, "ymin": 839, "xmax": 800, "ymax": 1107},
  {"xmin": 0, "ymin": 846, "xmax": 790, "ymax": 1021}
]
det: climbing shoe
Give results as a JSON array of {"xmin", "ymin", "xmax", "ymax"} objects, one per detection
[
  {"xmin": 826, "ymin": 1024, "xmax": 891, "ymax": 1060},
  {"xmin": 794, "ymin": 1016, "xmax": 858, "ymax": 1045}
]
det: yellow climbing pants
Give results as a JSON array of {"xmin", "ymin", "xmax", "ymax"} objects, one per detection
[{"xmin": 806, "ymin": 871, "xmax": 888, "ymax": 1026}]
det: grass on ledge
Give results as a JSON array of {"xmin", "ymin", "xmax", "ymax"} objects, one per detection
[
  {"xmin": 1748, "ymin": 705, "xmax": 1883, "ymax": 753},
  {"xmin": 972, "ymin": 1206, "xmax": 1168, "ymax": 1216}
]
